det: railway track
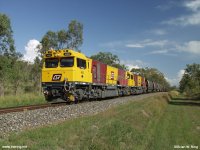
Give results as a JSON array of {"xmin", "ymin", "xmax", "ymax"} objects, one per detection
[
  {"xmin": 0, "ymin": 93, "xmax": 167, "ymax": 115},
  {"xmin": 0, "ymin": 103, "xmax": 66, "ymax": 115}
]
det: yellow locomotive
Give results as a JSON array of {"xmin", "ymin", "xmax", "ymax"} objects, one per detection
[{"xmin": 42, "ymin": 49, "xmax": 158, "ymax": 102}]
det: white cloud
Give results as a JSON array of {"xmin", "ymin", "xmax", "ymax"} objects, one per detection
[
  {"xmin": 184, "ymin": 0, "xmax": 200, "ymax": 12},
  {"xmin": 149, "ymin": 50, "xmax": 168, "ymax": 54},
  {"xmin": 149, "ymin": 29, "xmax": 167, "ymax": 35},
  {"xmin": 126, "ymin": 39, "xmax": 169, "ymax": 48},
  {"xmin": 145, "ymin": 40, "xmax": 169, "ymax": 47},
  {"xmin": 163, "ymin": 0, "xmax": 200, "ymax": 26},
  {"xmin": 165, "ymin": 77, "xmax": 177, "ymax": 86},
  {"xmin": 101, "ymin": 38, "xmax": 200, "ymax": 56},
  {"xmin": 156, "ymin": 1, "xmax": 179, "ymax": 11},
  {"xmin": 99, "ymin": 41, "xmax": 123, "ymax": 48},
  {"xmin": 147, "ymin": 47, "xmax": 179, "ymax": 56},
  {"xmin": 126, "ymin": 64, "xmax": 140, "ymax": 70},
  {"xmin": 121, "ymin": 59, "xmax": 148, "ymax": 71},
  {"xmin": 178, "ymin": 69, "xmax": 185, "ymax": 81},
  {"xmin": 126, "ymin": 44, "xmax": 144, "ymax": 48},
  {"xmin": 148, "ymin": 40, "xmax": 200, "ymax": 56},
  {"xmin": 177, "ymin": 40, "xmax": 200, "ymax": 55},
  {"xmin": 23, "ymin": 39, "xmax": 41, "ymax": 63},
  {"xmin": 164, "ymin": 12, "xmax": 200, "ymax": 26},
  {"xmin": 101, "ymin": 39, "xmax": 170, "ymax": 49},
  {"xmin": 165, "ymin": 69, "xmax": 185, "ymax": 86}
]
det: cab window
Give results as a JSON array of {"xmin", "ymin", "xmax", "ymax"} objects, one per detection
[
  {"xmin": 60, "ymin": 57, "xmax": 74, "ymax": 67},
  {"xmin": 131, "ymin": 75, "xmax": 133, "ymax": 79},
  {"xmin": 77, "ymin": 58, "xmax": 86, "ymax": 69},
  {"xmin": 45, "ymin": 58, "xmax": 58, "ymax": 68},
  {"xmin": 127, "ymin": 73, "xmax": 130, "ymax": 79}
]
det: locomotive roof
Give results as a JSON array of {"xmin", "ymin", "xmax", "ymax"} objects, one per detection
[{"xmin": 43, "ymin": 49, "xmax": 89, "ymax": 59}]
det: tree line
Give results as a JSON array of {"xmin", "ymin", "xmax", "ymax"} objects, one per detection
[{"xmin": 179, "ymin": 63, "xmax": 200, "ymax": 97}]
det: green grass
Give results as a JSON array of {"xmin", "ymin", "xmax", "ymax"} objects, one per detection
[
  {"xmin": 0, "ymin": 94, "xmax": 200, "ymax": 150},
  {"xmin": 0, "ymin": 93, "xmax": 46, "ymax": 108},
  {"xmin": 149, "ymin": 102, "xmax": 200, "ymax": 150}
]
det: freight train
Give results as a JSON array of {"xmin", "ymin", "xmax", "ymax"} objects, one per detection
[{"xmin": 41, "ymin": 49, "xmax": 165, "ymax": 103}]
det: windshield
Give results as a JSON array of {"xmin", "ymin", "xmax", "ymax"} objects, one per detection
[
  {"xmin": 60, "ymin": 57, "xmax": 74, "ymax": 67},
  {"xmin": 45, "ymin": 58, "xmax": 58, "ymax": 68}
]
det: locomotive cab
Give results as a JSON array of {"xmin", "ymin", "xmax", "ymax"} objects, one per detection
[{"xmin": 42, "ymin": 49, "xmax": 92, "ymax": 102}]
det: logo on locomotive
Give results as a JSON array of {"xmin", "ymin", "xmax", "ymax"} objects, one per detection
[{"xmin": 52, "ymin": 74, "xmax": 62, "ymax": 81}]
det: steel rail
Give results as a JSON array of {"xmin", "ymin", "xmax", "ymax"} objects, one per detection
[{"xmin": 0, "ymin": 103, "xmax": 66, "ymax": 115}]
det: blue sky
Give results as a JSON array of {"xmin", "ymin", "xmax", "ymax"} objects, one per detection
[{"xmin": 1, "ymin": 0, "xmax": 200, "ymax": 86}]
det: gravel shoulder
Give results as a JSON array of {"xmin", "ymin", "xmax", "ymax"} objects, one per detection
[{"xmin": 0, "ymin": 92, "xmax": 166, "ymax": 138}]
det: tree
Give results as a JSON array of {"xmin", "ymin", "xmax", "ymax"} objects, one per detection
[
  {"xmin": 57, "ymin": 30, "xmax": 68, "ymax": 49},
  {"xmin": 0, "ymin": 13, "xmax": 15, "ymax": 55},
  {"xmin": 31, "ymin": 57, "xmax": 43, "ymax": 93},
  {"xmin": 0, "ymin": 13, "xmax": 17, "ymax": 96},
  {"xmin": 0, "ymin": 56, "xmax": 12, "ymax": 96},
  {"xmin": 40, "ymin": 20, "xmax": 83, "ymax": 53},
  {"xmin": 179, "ymin": 63, "xmax": 200, "ymax": 96},
  {"xmin": 40, "ymin": 31, "xmax": 58, "ymax": 53},
  {"xmin": 11, "ymin": 60, "xmax": 26, "ymax": 95},
  {"xmin": 90, "ymin": 52, "xmax": 128, "ymax": 70},
  {"xmin": 179, "ymin": 73, "xmax": 190, "ymax": 93},
  {"xmin": 67, "ymin": 20, "xmax": 83, "ymax": 50}
]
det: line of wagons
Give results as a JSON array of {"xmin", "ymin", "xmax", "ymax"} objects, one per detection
[{"xmin": 41, "ymin": 49, "xmax": 166, "ymax": 102}]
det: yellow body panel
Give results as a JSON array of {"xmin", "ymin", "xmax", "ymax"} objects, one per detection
[
  {"xmin": 106, "ymin": 65, "xmax": 118, "ymax": 85},
  {"xmin": 137, "ymin": 75, "xmax": 142, "ymax": 87},
  {"xmin": 42, "ymin": 68, "xmax": 75, "ymax": 82},
  {"xmin": 126, "ymin": 71, "xmax": 135, "ymax": 86},
  {"xmin": 42, "ymin": 49, "xmax": 92, "ymax": 83}
]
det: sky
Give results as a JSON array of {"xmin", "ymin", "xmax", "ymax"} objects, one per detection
[{"xmin": 1, "ymin": 0, "xmax": 200, "ymax": 86}]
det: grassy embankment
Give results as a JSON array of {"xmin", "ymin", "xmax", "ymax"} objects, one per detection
[
  {"xmin": 0, "ymin": 93, "xmax": 200, "ymax": 150},
  {"xmin": 169, "ymin": 90, "xmax": 200, "ymax": 106},
  {"xmin": 0, "ymin": 93, "xmax": 46, "ymax": 108}
]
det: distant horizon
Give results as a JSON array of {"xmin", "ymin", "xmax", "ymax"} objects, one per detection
[{"xmin": 1, "ymin": 0, "xmax": 200, "ymax": 86}]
